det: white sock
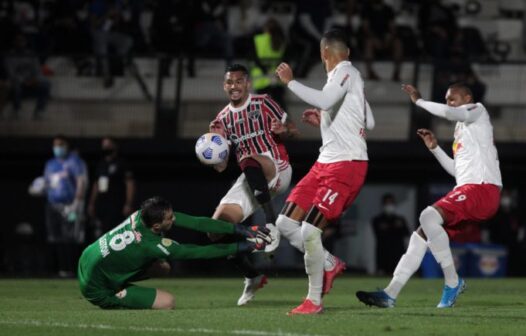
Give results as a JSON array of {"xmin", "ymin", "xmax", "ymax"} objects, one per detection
[
  {"xmin": 301, "ymin": 222, "xmax": 324, "ymax": 306},
  {"xmin": 276, "ymin": 214, "xmax": 304, "ymax": 252},
  {"xmin": 384, "ymin": 232, "xmax": 428, "ymax": 299},
  {"xmin": 276, "ymin": 215, "xmax": 334, "ymax": 271},
  {"xmin": 419, "ymin": 206, "xmax": 459, "ymax": 288}
]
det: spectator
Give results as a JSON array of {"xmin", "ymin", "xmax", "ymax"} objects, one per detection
[
  {"xmin": 372, "ymin": 193, "xmax": 409, "ymax": 275},
  {"xmin": 484, "ymin": 189, "xmax": 526, "ymax": 276},
  {"xmin": 193, "ymin": 0, "xmax": 233, "ymax": 69},
  {"xmin": 88, "ymin": 137, "xmax": 136, "ymax": 238},
  {"xmin": 361, "ymin": 0, "xmax": 403, "ymax": 81},
  {"xmin": 418, "ymin": 0, "xmax": 458, "ymax": 60},
  {"xmin": 42, "ymin": 135, "xmax": 87, "ymax": 277},
  {"xmin": 288, "ymin": 0, "xmax": 332, "ymax": 77},
  {"xmin": 89, "ymin": 0, "xmax": 134, "ymax": 88},
  {"xmin": 250, "ymin": 17, "xmax": 287, "ymax": 110},
  {"xmin": 4, "ymin": 33, "xmax": 51, "ymax": 120}
]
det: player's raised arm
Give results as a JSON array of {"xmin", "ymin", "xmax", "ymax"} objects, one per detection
[
  {"xmin": 417, "ymin": 129, "xmax": 455, "ymax": 177},
  {"xmin": 402, "ymin": 84, "xmax": 483, "ymax": 123},
  {"xmin": 276, "ymin": 63, "xmax": 347, "ymax": 111}
]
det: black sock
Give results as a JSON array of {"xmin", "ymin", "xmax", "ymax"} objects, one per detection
[
  {"xmin": 231, "ymin": 255, "xmax": 260, "ymax": 279},
  {"xmin": 240, "ymin": 158, "xmax": 276, "ymax": 223}
]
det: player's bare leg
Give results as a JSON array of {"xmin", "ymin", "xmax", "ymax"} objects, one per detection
[
  {"xmin": 212, "ymin": 203, "xmax": 267, "ymax": 306},
  {"xmin": 151, "ymin": 289, "xmax": 175, "ymax": 310}
]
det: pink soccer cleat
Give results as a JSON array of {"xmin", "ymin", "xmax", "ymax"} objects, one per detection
[
  {"xmin": 288, "ymin": 299, "xmax": 323, "ymax": 315},
  {"xmin": 323, "ymin": 256, "xmax": 346, "ymax": 295}
]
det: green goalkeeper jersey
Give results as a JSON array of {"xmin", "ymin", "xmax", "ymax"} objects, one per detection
[{"xmin": 78, "ymin": 211, "xmax": 238, "ymax": 297}]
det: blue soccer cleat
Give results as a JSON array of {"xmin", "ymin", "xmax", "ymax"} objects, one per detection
[
  {"xmin": 437, "ymin": 278, "xmax": 466, "ymax": 308},
  {"xmin": 356, "ymin": 290, "xmax": 396, "ymax": 308}
]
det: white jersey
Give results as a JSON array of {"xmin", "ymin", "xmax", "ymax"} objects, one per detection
[
  {"xmin": 288, "ymin": 61, "xmax": 375, "ymax": 163},
  {"xmin": 417, "ymin": 100, "xmax": 502, "ymax": 187}
]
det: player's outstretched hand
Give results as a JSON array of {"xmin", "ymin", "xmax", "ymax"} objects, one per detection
[
  {"xmin": 271, "ymin": 119, "xmax": 287, "ymax": 135},
  {"xmin": 237, "ymin": 239, "xmax": 267, "ymax": 253},
  {"xmin": 401, "ymin": 84, "xmax": 422, "ymax": 103},
  {"xmin": 275, "ymin": 62, "xmax": 294, "ymax": 85},
  {"xmin": 302, "ymin": 108, "xmax": 321, "ymax": 127},
  {"xmin": 234, "ymin": 224, "xmax": 272, "ymax": 244},
  {"xmin": 417, "ymin": 128, "xmax": 438, "ymax": 150},
  {"xmin": 209, "ymin": 120, "xmax": 226, "ymax": 138}
]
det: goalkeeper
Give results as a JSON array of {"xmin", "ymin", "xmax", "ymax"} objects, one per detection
[{"xmin": 78, "ymin": 196, "xmax": 269, "ymax": 309}]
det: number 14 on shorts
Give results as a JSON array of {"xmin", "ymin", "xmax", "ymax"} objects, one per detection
[{"xmin": 319, "ymin": 189, "xmax": 339, "ymax": 210}]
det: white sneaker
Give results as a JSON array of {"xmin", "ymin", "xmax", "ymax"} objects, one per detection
[{"xmin": 237, "ymin": 274, "xmax": 268, "ymax": 306}]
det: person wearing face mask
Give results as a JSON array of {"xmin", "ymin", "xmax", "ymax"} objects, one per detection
[
  {"xmin": 372, "ymin": 193, "xmax": 409, "ymax": 275},
  {"xmin": 42, "ymin": 135, "xmax": 88, "ymax": 277},
  {"xmin": 88, "ymin": 137, "xmax": 135, "ymax": 238}
]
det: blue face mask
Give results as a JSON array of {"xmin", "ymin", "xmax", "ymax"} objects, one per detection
[{"xmin": 53, "ymin": 146, "xmax": 67, "ymax": 158}]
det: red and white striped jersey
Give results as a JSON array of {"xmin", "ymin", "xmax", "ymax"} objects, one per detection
[{"xmin": 214, "ymin": 94, "xmax": 289, "ymax": 166}]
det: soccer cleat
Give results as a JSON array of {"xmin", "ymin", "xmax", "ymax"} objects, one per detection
[
  {"xmin": 287, "ymin": 299, "xmax": 323, "ymax": 315},
  {"xmin": 437, "ymin": 278, "xmax": 466, "ymax": 308},
  {"xmin": 237, "ymin": 274, "xmax": 268, "ymax": 306},
  {"xmin": 322, "ymin": 256, "xmax": 346, "ymax": 295},
  {"xmin": 355, "ymin": 290, "xmax": 396, "ymax": 308}
]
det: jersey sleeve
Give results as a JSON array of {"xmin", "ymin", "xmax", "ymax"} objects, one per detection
[
  {"xmin": 263, "ymin": 95, "xmax": 287, "ymax": 123},
  {"xmin": 154, "ymin": 239, "xmax": 238, "ymax": 260},
  {"xmin": 287, "ymin": 74, "xmax": 347, "ymax": 111},
  {"xmin": 173, "ymin": 212, "xmax": 235, "ymax": 234},
  {"xmin": 416, "ymin": 99, "xmax": 483, "ymax": 123},
  {"xmin": 365, "ymin": 100, "xmax": 375, "ymax": 130}
]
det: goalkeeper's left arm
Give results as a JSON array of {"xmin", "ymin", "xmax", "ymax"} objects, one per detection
[{"xmin": 173, "ymin": 212, "xmax": 270, "ymax": 240}]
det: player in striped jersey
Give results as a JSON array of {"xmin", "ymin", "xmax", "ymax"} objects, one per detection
[
  {"xmin": 276, "ymin": 29, "xmax": 375, "ymax": 314},
  {"xmin": 208, "ymin": 64, "xmax": 297, "ymax": 306}
]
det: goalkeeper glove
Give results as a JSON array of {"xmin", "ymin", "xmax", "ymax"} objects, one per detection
[
  {"xmin": 234, "ymin": 224, "xmax": 271, "ymax": 244},
  {"xmin": 237, "ymin": 239, "xmax": 267, "ymax": 253}
]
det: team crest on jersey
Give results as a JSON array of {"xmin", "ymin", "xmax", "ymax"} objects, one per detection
[
  {"xmin": 161, "ymin": 238, "xmax": 173, "ymax": 247},
  {"xmin": 247, "ymin": 105, "xmax": 261, "ymax": 120}
]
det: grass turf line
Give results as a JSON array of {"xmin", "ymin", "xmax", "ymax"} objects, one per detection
[{"xmin": 0, "ymin": 277, "xmax": 525, "ymax": 336}]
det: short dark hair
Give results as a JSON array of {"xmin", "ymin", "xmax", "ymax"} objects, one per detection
[
  {"xmin": 225, "ymin": 63, "xmax": 249, "ymax": 77},
  {"xmin": 382, "ymin": 193, "xmax": 395, "ymax": 204},
  {"xmin": 448, "ymin": 82, "xmax": 474, "ymax": 100},
  {"xmin": 54, "ymin": 134, "xmax": 69, "ymax": 144},
  {"xmin": 140, "ymin": 197, "xmax": 172, "ymax": 228},
  {"xmin": 322, "ymin": 29, "xmax": 349, "ymax": 48}
]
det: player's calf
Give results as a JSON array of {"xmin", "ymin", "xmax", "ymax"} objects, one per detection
[{"xmin": 152, "ymin": 289, "xmax": 175, "ymax": 310}]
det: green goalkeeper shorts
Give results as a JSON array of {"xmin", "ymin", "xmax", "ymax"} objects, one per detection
[{"xmin": 85, "ymin": 285, "xmax": 157, "ymax": 309}]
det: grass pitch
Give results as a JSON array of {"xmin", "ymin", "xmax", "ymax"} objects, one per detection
[{"xmin": 0, "ymin": 277, "xmax": 525, "ymax": 336}]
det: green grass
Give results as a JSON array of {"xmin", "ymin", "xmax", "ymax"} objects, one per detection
[{"xmin": 0, "ymin": 277, "xmax": 525, "ymax": 336}]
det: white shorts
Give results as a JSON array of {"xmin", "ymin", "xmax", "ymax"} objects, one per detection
[{"xmin": 219, "ymin": 155, "xmax": 292, "ymax": 221}]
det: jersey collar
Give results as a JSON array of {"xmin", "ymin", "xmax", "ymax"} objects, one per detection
[{"xmin": 229, "ymin": 94, "xmax": 252, "ymax": 112}]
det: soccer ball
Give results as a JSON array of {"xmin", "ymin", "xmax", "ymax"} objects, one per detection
[{"xmin": 195, "ymin": 133, "xmax": 230, "ymax": 165}]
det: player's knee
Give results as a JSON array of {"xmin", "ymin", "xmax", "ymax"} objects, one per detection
[
  {"xmin": 419, "ymin": 206, "xmax": 443, "ymax": 235},
  {"xmin": 153, "ymin": 290, "xmax": 175, "ymax": 310},
  {"xmin": 300, "ymin": 222, "xmax": 322, "ymax": 242}
]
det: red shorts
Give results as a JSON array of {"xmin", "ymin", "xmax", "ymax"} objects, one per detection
[
  {"xmin": 287, "ymin": 160, "xmax": 368, "ymax": 221},
  {"xmin": 434, "ymin": 184, "xmax": 501, "ymax": 241}
]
